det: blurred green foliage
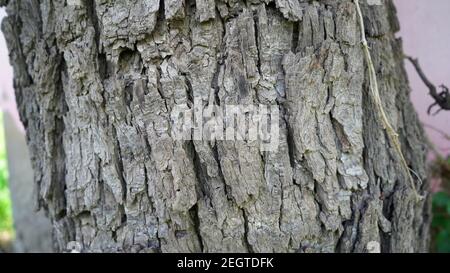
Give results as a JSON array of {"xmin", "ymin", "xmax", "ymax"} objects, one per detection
[
  {"xmin": 432, "ymin": 191, "xmax": 450, "ymax": 252},
  {"xmin": 430, "ymin": 154, "xmax": 450, "ymax": 253},
  {"xmin": 0, "ymin": 111, "xmax": 13, "ymax": 233}
]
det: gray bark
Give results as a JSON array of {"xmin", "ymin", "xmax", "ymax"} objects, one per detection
[{"xmin": 1, "ymin": 0, "xmax": 431, "ymax": 253}]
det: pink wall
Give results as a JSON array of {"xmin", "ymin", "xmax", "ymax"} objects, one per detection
[
  {"xmin": 395, "ymin": 0, "xmax": 450, "ymax": 156},
  {"xmin": 0, "ymin": 8, "xmax": 22, "ymax": 132},
  {"xmin": 0, "ymin": 1, "xmax": 449, "ymax": 153},
  {"xmin": 0, "ymin": 9, "xmax": 9, "ymax": 86}
]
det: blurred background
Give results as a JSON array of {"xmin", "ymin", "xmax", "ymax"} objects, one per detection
[
  {"xmin": 397, "ymin": 0, "xmax": 450, "ymax": 253},
  {"xmin": 0, "ymin": 0, "xmax": 449, "ymax": 252}
]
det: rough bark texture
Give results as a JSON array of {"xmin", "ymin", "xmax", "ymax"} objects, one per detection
[{"xmin": 1, "ymin": 0, "xmax": 431, "ymax": 253}]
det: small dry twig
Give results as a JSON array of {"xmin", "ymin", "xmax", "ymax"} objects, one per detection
[{"xmin": 405, "ymin": 56, "xmax": 450, "ymax": 115}]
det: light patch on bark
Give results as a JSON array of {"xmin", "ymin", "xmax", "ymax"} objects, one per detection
[{"xmin": 367, "ymin": 241, "xmax": 381, "ymax": 253}]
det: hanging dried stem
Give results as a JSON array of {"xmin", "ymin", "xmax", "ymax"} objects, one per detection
[
  {"xmin": 405, "ymin": 56, "xmax": 450, "ymax": 115},
  {"xmin": 353, "ymin": 0, "xmax": 423, "ymax": 201}
]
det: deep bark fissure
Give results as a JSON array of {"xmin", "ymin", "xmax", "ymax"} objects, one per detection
[
  {"xmin": 188, "ymin": 203, "xmax": 204, "ymax": 252},
  {"xmin": 241, "ymin": 208, "xmax": 254, "ymax": 253}
]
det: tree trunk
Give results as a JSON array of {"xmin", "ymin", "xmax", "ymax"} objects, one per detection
[{"xmin": 1, "ymin": 0, "xmax": 431, "ymax": 253}]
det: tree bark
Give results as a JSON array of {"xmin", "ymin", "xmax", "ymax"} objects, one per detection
[{"xmin": 1, "ymin": 0, "xmax": 431, "ymax": 253}]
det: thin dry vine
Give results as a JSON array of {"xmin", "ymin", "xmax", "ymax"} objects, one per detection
[{"xmin": 354, "ymin": 0, "xmax": 423, "ymax": 201}]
